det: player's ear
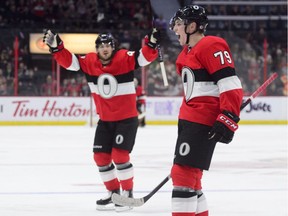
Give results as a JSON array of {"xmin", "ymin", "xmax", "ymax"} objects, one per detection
[{"xmin": 188, "ymin": 22, "xmax": 197, "ymax": 33}]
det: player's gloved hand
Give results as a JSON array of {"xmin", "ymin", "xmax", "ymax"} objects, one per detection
[
  {"xmin": 208, "ymin": 110, "xmax": 240, "ymax": 144},
  {"xmin": 43, "ymin": 29, "xmax": 64, "ymax": 53},
  {"xmin": 145, "ymin": 28, "xmax": 161, "ymax": 49}
]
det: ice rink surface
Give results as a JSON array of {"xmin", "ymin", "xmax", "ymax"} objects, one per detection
[{"xmin": 0, "ymin": 125, "xmax": 287, "ymax": 216}]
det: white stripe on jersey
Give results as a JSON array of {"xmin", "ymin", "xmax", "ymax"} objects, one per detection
[
  {"xmin": 172, "ymin": 196, "xmax": 197, "ymax": 213},
  {"xmin": 184, "ymin": 76, "xmax": 242, "ymax": 101},
  {"xmin": 66, "ymin": 54, "xmax": 80, "ymax": 71},
  {"xmin": 88, "ymin": 81, "xmax": 135, "ymax": 97},
  {"xmin": 137, "ymin": 48, "xmax": 150, "ymax": 66},
  {"xmin": 184, "ymin": 81, "xmax": 219, "ymax": 101},
  {"xmin": 218, "ymin": 76, "xmax": 242, "ymax": 94}
]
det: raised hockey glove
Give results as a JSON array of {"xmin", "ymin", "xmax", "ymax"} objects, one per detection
[
  {"xmin": 43, "ymin": 29, "xmax": 64, "ymax": 53},
  {"xmin": 208, "ymin": 110, "xmax": 240, "ymax": 144},
  {"xmin": 145, "ymin": 28, "xmax": 161, "ymax": 49}
]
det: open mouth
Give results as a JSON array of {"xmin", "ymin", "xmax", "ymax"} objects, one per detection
[{"xmin": 103, "ymin": 53, "xmax": 109, "ymax": 58}]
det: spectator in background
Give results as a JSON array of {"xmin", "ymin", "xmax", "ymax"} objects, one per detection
[
  {"xmin": 133, "ymin": 7, "xmax": 146, "ymax": 28},
  {"xmin": 60, "ymin": 78, "xmax": 70, "ymax": 96},
  {"xmin": 80, "ymin": 77, "xmax": 90, "ymax": 96},
  {"xmin": 280, "ymin": 72, "xmax": 288, "ymax": 96},
  {"xmin": 0, "ymin": 68, "xmax": 7, "ymax": 95},
  {"xmin": 146, "ymin": 60, "xmax": 170, "ymax": 96},
  {"xmin": 154, "ymin": 14, "xmax": 168, "ymax": 30},
  {"xmin": 66, "ymin": 78, "xmax": 81, "ymax": 96},
  {"xmin": 134, "ymin": 78, "xmax": 146, "ymax": 127},
  {"xmin": 25, "ymin": 69, "xmax": 38, "ymax": 96},
  {"xmin": 227, "ymin": 5, "xmax": 241, "ymax": 15},
  {"xmin": 41, "ymin": 75, "xmax": 56, "ymax": 96}
]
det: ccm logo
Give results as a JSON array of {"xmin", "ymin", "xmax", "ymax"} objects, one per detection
[{"xmin": 219, "ymin": 115, "xmax": 238, "ymax": 131}]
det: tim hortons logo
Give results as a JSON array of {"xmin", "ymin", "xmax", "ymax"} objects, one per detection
[
  {"xmin": 245, "ymin": 101, "xmax": 272, "ymax": 113},
  {"xmin": 12, "ymin": 100, "xmax": 91, "ymax": 117}
]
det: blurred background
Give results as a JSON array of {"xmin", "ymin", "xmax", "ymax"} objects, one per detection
[{"xmin": 0, "ymin": 0, "xmax": 287, "ymax": 125}]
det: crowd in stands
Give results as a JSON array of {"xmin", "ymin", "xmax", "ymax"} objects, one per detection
[
  {"xmin": 0, "ymin": 40, "xmax": 15, "ymax": 96},
  {"xmin": 0, "ymin": 0, "xmax": 287, "ymax": 97},
  {"xmin": 179, "ymin": 0, "xmax": 287, "ymax": 16},
  {"xmin": 40, "ymin": 74, "xmax": 90, "ymax": 96},
  {"xmin": 0, "ymin": 0, "xmax": 151, "ymax": 31}
]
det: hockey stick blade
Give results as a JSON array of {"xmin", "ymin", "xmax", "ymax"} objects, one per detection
[
  {"xmin": 112, "ymin": 175, "xmax": 171, "ymax": 207},
  {"xmin": 112, "ymin": 193, "xmax": 145, "ymax": 207}
]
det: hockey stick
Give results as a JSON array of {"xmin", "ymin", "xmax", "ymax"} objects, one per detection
[
  {"xmin": 112, "ymin": 72, "xmax": 278, "ymax": 207},
  {"xmin": 148, "ymin": 0, "xmax": 168, "ymax": 87},
  {"xmin": 112, "ymin": 175, "xmax": 171, "ymax": 207},
  {"xmin": 157, "ymin": 46, "xmax": 169, "ymax": 86},
  {"xmin": 240, "ymin": 72, "xmax": 278, "ymax": 110}
]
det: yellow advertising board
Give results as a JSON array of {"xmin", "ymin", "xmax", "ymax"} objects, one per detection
[{"xmin": 29, "ymin": 33, "xmax": 98, "ymax": 54}]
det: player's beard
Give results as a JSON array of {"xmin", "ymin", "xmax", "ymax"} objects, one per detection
[{"xmin": 98, "ymin": 52, "xmax": 113, "ymax": 63}]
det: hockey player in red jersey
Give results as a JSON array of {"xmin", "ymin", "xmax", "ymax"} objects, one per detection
[
  {"xmin": 43, "ymin": 29, "xmax": 160, "ymax": 211},
  {"xmin": 169, "ymin": 5, "xmax": 243, "ymax": 216}
]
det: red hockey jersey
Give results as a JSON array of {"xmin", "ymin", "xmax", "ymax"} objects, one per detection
[
  {"xmin": 53, "ymin": 45, "xmax": 157, "ymax": 121},
  {"xmin": 176, "ymin": 36, "xmax": 243, "ymax": 126}
]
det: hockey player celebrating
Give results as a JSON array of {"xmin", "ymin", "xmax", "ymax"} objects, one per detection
[
  {"xmin": 169, "ymin": 5, "xmax": 243, "ymax": 216},
  {"xmin": 43, "ymin": 29, "xmax": 160, "ymax": 211}
]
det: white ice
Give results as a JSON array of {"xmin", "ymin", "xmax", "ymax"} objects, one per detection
[{"xmin": 0, "ymin": 125, "xmax": 287, "ymax": 216}]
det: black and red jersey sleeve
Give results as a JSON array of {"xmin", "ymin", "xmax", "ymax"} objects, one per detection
[
  {"xmin": 135, "ymin": 44, "xmax": 158, "ymax": 67},
  {"xmin": 198, "ymin": 36, "xmax": 243, "ymax": 115},
  {"xmin": 53, "ymin": 48, "xmax": 83, "ymax": 72}
]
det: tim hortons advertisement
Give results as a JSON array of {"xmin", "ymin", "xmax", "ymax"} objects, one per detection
[
  {"xmin": 0, "ymin": 97, "xmax": 286, "ymax": 125},
  {"xmin": 0, "ymin": 97, "xmax": 97, "ymax": 126}
]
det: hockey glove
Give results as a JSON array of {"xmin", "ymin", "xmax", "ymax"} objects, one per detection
[
  {"xmin": 145, "ymin": 28, "xmax": 161, "ymax": 49},
  {"xmin": 43, "ymin": 29, "xmax": 64, "ymax": 53},
  {"xmin": 208, "ymin": 110, "xmax": 240, "ymax": 144}
]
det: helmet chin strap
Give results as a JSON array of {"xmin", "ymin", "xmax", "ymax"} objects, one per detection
[{"xmin": 184, "ymin": 25, "xmax": 198, "ymax": 45}]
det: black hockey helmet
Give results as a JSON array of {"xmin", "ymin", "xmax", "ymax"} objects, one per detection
[
  {"xmin": 169, "ymin": 5, "xmax": 208, "ymax": 33},
  {"xmin": 95, "ymin": 33, "xmax": 116, "ymax": 49}
]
